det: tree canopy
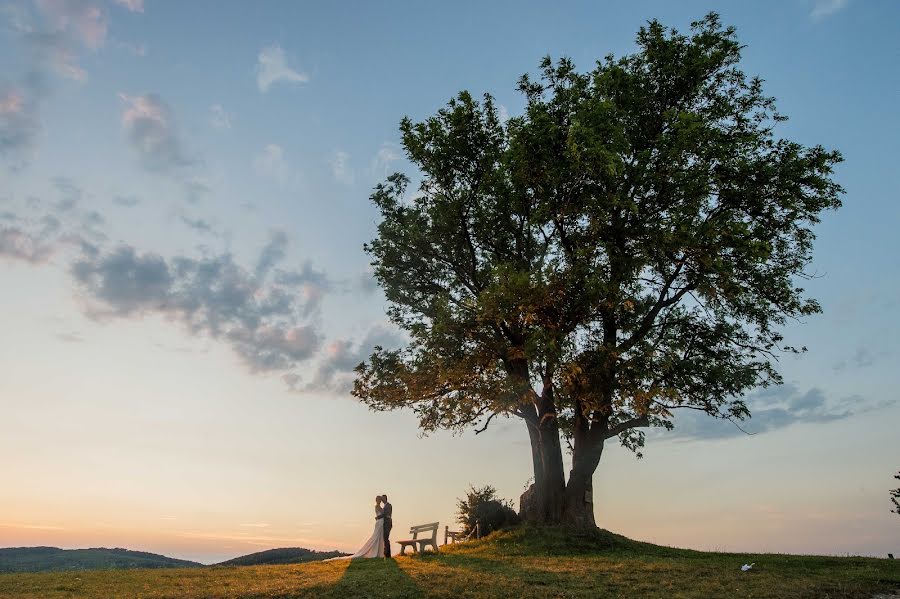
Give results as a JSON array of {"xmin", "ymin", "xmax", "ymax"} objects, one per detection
[{"xmin": 354, "ymin": 13, "xmax": 842, "ymax": 526}]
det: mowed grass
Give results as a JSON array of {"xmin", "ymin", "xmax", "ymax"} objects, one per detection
[{"xmin": 1, "ymin": 527, "xmax": 897, "ymax": 598}]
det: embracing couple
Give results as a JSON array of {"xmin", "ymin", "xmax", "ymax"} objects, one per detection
[{"xmin": 332, "ymin": 494, "xmax": 393, "ymax": 560}]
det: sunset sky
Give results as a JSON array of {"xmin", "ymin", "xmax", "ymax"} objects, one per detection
[{"xmin": 1, "ymin": 0, "xmax": 898, "ymax": 564}]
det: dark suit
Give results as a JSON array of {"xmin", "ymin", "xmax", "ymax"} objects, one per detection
[{"xmin": 377, "ymin": 501, "xmax": 393, "ymax": 558}]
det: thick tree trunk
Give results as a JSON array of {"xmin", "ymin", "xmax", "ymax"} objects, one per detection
[
  {"xmin": 520, "ymin": 401, "xmax": 607, "ymax": 530},
  {"xmin": 520, "ymin": 413, "xmax": 566, "ymax": 524},
  {"xmin": 563, "ymin": 441, "xmax": 604, "ymax": 528}
]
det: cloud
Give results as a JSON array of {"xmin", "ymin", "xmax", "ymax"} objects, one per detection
[
  {"xmin": 0, "ymin": 0, "xmax": 107, "ymax": 165},
  {"xmin": 299, "ymin": 324, "xmax": 405, "ymax": 393},
  {"xmin": 253, "ymin": 143, "xmax": 288, "ymax": 183},
  {"xmin": 25, "ymin": 30, "xmax": 87, "ymax": 80},
  {"xmin": 209, "ymin": 103, "xmax": 232, "ymax": 130},
  {"xmin": 0, "ymin": 225, "xmax": 55, "ymax": 263},
  {"xmin": 119, "ymin": 93, "xmax": 190, "ymax": 172},
  {"xmin": 255, "ymin": 230, "xmax": 287, "ymax": 278},
  {"xmin": 0, "ymin": 175, "xmax": 116, "ymax": 264},
  {"xmin": 0, "ymin": 82, "xmax": 41, "ymax": 165},
  {"xmin": 113, "ymin": 194, "xmax": 140, "ymax": 207},
  {"xmin": 498, "ymin": 104, "xmax": 510, "ymax": 123},
  {"xmin": 112, "ymin": 0, "xmax": 144, "ymax": 13},
  {"xmin": 331, "ymin": 150, "xmax": 354, "ymax": 185},
  {"xmin": 665, "ymin": 384, "xmax": 886, "ymax": 441},
  {"xmin": 256, "ymin": 45, "xmax": 308, "ymax": 93},
  {"xmin": 53, "ymin": 176, "xmax": 83, "ymax": 209},
  {"xmin": 356, "ymin": 268, "xmax": 379, "ymax": 295},
  {"xmin": 70, "ymin": 235, "xmax": 329, "ymax": 373},
  {"xmin": 34, "ymin": 0, "xmax": 107, "ymax": 49},
  {"xmin": 369, "ymin": 142, "xmax": 401, "ymax": 179},
  {"xmin": 114, "ymin": 39, "xmax": 146, "ymax": 57},
  {"xmin": 810, "ymin": 0, "xmax": 849, "ymax": 20},
  {"xmin": 119, "ymin": 93, "xmax": 206, "ymax": 200},
  {"xmin": 832, "ymin": 346, "xmax": 882, "ymax": 372},
  {"xmin": 180, "ymin": 215, "xmax": 216, "ymax": 235}
]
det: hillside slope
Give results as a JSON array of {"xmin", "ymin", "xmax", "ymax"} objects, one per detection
[
  {"xmin": 0, "ymin": 528, "xmax": 896, "ymax": 598},
  {"xmin": 214, "ymin": 547, "xmax": 348, "ymax": 566},
  {"xmin": 0, "ymin": 547, "xmax": 201, "ymax": 573}
]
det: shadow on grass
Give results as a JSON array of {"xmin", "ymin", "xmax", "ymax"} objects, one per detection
[{"xmin": 323, "ymin": 558, "xmax": 422, "ymax": 599}]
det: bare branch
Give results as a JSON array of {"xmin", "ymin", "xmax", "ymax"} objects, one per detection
[
  {"xmin": 474, "ymin": 411, "xmax": 500, "ymax": 435},
  {"xmin": 602, "ymin": 415, "xmax": 650, "ymax": 440}
]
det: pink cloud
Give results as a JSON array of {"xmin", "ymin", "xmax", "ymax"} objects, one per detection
[{"xmin": 35, "ymin": 0, "xmax": 108, "ymax": 49}]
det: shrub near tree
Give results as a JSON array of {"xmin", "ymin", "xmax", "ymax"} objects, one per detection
[
  {"xmin": 354, "ymin": 13, "xmax": 843, "ymax": 528},
  {"xmin": 457, "ymin": 485, "xmax": 520, "ymax": 537}
]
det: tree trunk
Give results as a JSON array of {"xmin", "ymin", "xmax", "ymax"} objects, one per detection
[
  {"xmin": 520, "ymin": 415, "xmax": 566, "ymax": 524},
  {"xmin": 520, "ymin": 400, "xmax": 608, "ymax": 530},
  {"xmin": 563, "ymin": 442, "xmax": 604, "ymax": 528}
]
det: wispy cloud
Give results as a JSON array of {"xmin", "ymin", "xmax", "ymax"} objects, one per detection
[
  {"xmin": 0, "ymin": 82, "xmax": 41, "ymax": 166},
  {"xmin": 0, "ymin": 225, "xmax": 55, "ymax": 263},
  {"xmin": 180, "ymin": 215, "xmax": 216, "ymax": 236},
  {"xmin": 34, "ymin": 0, "xmax": 108, "ymax": 49},
  {"xmin": 298, "ymin": 323, "xmax": 405, "ymax": 393},
  {"xmin": 256, "ymin": 45, "xmax": 308, "ymax": 93},
  {"xmin": 665, "ymin": 383, "xmax": 892, "ymax": 441},
  {"xmin": 119, "ymin": 93, "xmax": 191, "ymax": 172},
  {"xmin": 810, "ymin": 0, "xmax": 849, "ymax": 20},
  {"xmin": 0, "ymin": 522, "xmax": 66, "ymax": 531},
  {"xmin": 209, "ymin": 103, "xmax": 232, "ymax": 130},
  {"xmin": 331, "ymin": 150, "xmax": 354, "ymax": 185},
  {"xmin": 369, "ymin": 142, "xmax": 401, "ymax": 179},
  {"xmin": 113, "ymin": 194, "xmax": 140, "ymax": 207},
  {"xmin": 253, "ymin": 143, "xmax": 289, "ymax": 183},
  {"xmin": 118, "ymin": 93, "xmax": 207, "ymax": 201},
  {"xmin": 113, "ymin": 0, "xmax": 144, "ymax": 13},
  {"xmin": 833, "ymin": 346, "xmax": 884, "ymax": 372},
  {"xmin": 0, "ymin": 0, "xmax": 109, "ymax": 166}
]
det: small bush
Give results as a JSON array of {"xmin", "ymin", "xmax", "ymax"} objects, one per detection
[{"xmin": 456, "ymin": 485, "xmax": 520, "ymax": 537}]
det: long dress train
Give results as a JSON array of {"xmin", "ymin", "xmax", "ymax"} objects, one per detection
[{"xmin": 328, "ymin": 505, "xmax": 385, "ymax": 560}]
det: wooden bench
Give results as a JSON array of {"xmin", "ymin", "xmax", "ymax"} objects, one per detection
[
  {"xmin": 444, "ymin": 521, "xmax": 479, "ymax": 545},
  {"xmin": 397, "ymin": 522, "xmax": 439, "ymax": 555}
]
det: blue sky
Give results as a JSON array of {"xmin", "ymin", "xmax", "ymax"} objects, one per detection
[{"xmin": 1, "ymin": 0, "xmax": 898, "ymax": 563}]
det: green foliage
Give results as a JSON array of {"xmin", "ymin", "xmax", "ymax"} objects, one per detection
[
  {"xmin": 891, "ymin": 471, "xmax": 900, "ymax": 516},
  {"xmin": 0, "ymin": 547, "xmax": 201, "ymax": 573},
  {"xmin": 456, "ymin": 485, "xmax": 520, "ymax": 537},
  {"xmin": 354, "ymin": 13, "xmax": 842, "ymax": 458}
]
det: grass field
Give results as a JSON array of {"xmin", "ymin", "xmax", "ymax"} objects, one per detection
[{"xmin": 0, "ymin": 527, "xmax": 897, "ymax": 598}]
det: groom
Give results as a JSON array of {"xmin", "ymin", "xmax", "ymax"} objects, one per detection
[{"xmin": 375, "ymin": 494, "xmax": 392, "ymax": 558}]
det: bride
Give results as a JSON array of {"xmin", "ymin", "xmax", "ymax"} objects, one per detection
[{"xmin": 329, "ymin": 496, "xmax": 385, "ymax": 560}]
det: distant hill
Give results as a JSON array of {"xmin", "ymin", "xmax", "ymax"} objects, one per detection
[
  {"xmin": 0, "ymin": 547, "xmax": 202, "ymax": 573},
  {"xmin": 214, "ymin": 547, "xmax": 349, "ymax": 566}
]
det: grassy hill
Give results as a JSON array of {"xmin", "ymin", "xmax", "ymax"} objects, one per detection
[
  {"xmin": 213, "ymin": 547, "xmax": 349, "ymax": 566},
  {"xmin": 0, "ymin": 527, "xmax": 897, "ymax": 598},
  {"xmin": 0, "ymin": 547, "xmax": 201, "ymax": 573}
]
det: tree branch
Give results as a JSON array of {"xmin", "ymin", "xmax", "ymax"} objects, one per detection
[
  {"xmin": 474, "ymin": 411, "xmax": 499, "ymax": 435},
  {"xmin": 602, "ymin": 415, "xmax": 650, "ymax": 440}
]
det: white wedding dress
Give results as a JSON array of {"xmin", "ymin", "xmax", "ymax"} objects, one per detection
[{"xmin": 329, "ymin": 505, "xmax": 385, "ymax": 560}]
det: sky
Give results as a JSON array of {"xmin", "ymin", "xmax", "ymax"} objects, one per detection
[{"xmin": 1, "ymin": 0, "xmax": 898, "ymax": 565}]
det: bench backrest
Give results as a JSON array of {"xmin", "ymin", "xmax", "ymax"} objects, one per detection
[{"xmin": 409, "ymin": 522, "xmax": 439, "ymax": 541}]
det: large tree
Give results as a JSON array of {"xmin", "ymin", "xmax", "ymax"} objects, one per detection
[{"xmin": 354, "ymin": 14, "xmax": 842, "ymax": 528}]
